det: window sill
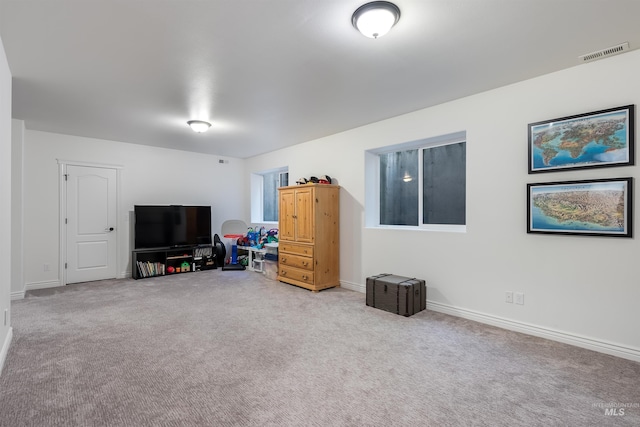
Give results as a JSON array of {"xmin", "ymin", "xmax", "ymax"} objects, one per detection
[{"xmin": 366, "ymin": 224, "xmax": 466, "ymax": 233}]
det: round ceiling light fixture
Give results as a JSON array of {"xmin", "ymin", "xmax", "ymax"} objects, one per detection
[
  {"xmin": 187, "ymin": 120, "xmax": 211, "ymax": 133},
  {"xmin": 352, "ymin": 1, "xmax": 401, "ymax": 39}
]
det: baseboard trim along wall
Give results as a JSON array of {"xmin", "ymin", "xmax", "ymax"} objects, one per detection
[
  {"xmin": 427, "ymin": 300, "xmax": 640, "ymax": 363},
  {"xmin": 340, "ymin": 280, "xmax": 365, "ymax": 293},
  {"xmin": 345, "ymin": 281, "xmax": 639, "ymax": 362},
  {"xmin": 25, "ymin": 280, "xmax": 61, "ymax": 291},
  {"xmin": 0, "ymin": 327, "xmax": 13, "ymax": 377},
  {"xmin": 10, "ymin": 290, "xmax": 25, "ymax": 300}
]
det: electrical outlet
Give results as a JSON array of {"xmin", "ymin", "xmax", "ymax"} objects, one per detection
[
  {"xmin": 514, "ymin": 292, "xmax": 524, "ymax": 305},
  {"xmin": 44, "ymin": 263, "xmax": 50, "ymax": 272},
  {"xmin": 505, "ymin": 291, "xmax": 513, "ymax": 303}
]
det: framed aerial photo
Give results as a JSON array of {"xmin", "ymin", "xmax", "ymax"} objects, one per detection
[
  {"xmin": 528, "ymin": 105, "xmax": 635, "ymax": 174},
  {"xmin": 527, "ymin": 178, "xmax": 632, "ymax": 237}
]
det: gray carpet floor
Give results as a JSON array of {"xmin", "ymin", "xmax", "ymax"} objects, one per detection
[{"xmin": 1, "ymin": 270, "xmax": 639, "ymax": 426}]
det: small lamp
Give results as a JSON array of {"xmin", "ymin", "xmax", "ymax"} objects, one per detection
[
  {"xmin": 187, "ymin": 120, "xmax": 211, "ymax": 133},
  {"xmin": 352, "ymin": 1, "xmax": 401, "ymax": 39}
]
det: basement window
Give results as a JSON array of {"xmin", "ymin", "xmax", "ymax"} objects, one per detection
[
  {"xmin": 251, "ymin": 167, "xmax": 289, "ymax": 223},
  {"xmin": 365, "ymin": 131, "xmax": 466, "ymax": 232}
]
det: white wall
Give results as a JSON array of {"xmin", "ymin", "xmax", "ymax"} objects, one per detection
[
  {"xmin": 245, "ymin": 49, "xmax": 640, "ymax": 361},
  {"xmin": 23, "ymin": 130, "xmax": 245, "ymax": 288},
  {"xmin": 11, "ymin": 119, "xmax": 24, "ymax": 299},
  {"xmin": 0, "ymin": 34, "xmax": 13, "ymax": 374}
]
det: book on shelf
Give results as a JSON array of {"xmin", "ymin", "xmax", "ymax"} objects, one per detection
[{"xmin": 136, "ymin": 261, "xmax": 165, "ymax": 278}]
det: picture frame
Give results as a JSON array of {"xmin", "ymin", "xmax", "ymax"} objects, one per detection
[
  {"xmin": 527, "ymin": 177, "xmax": 632, "ymax": 237},
  {"xmin": 528, "ymin": 105, "xmax": 635, "ymax": 174}
]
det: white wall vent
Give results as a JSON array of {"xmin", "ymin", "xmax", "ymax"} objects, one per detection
[{"xmin": 579, "ymin": 42, "xmax": 630, "ymax": 63}]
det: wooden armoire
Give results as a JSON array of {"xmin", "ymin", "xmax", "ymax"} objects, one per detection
[{"xmin": 277, "ymin": 184, "xmax": 340, "ymax": 292}]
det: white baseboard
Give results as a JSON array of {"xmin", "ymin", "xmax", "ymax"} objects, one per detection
[
  {"xmin": 25, "ymin": 280, "xmax": 61, "ymax": 291},
  {"xmin": 344, "ymin": 279, "xmax": 640, "ymax": 362},
  {"xmin": 0, "ymin": 327, "xmax": 13, "ymax": 377},
  {"xmin": 427, "ymin": 300, "xmax": 640, "ymax": 363},
  {"xmin": 10, "ymin": 290, "xmax": 25, "ymax": 300},
  {"xmin": 340, "ymin": 280, "xmax": 365, "ymax": 293},
  {"xmin": 25, "ymin": 274, "xmax": 128, "ymax": 290}
]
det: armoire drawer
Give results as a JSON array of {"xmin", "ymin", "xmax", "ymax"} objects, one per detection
[
  {"xmin": 280, "ymin": 253, "xmax": 313, "ymax": 271},
  {"xmin": 279, "ymin": 266, "xmax": 314, "ymax": 285},
  {"xmin": 279, "ymin": 242, "xmax": 314, "ymax": 257}
]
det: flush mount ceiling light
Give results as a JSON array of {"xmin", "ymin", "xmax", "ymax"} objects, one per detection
[
  {"xmin": 352, "ymin": 1, "xmax": 401, "ymax": 39},
  {"xmin": 187, "ymin": 120, "xmax": 211, "ymax": 133}
]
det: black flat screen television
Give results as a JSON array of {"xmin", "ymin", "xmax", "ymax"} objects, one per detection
[{"xmin": 134, "ymin": 205, "xmax": 212, "ymax": 249}]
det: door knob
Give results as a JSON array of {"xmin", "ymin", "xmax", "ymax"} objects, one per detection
[{"xmin": 105, "ymin": 227, "xmax": 114, "ymax": 232}]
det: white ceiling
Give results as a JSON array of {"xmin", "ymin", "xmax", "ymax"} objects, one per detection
[{"xmin": 1, "ymin": 0, "xmax": 640, "ymax": 159}]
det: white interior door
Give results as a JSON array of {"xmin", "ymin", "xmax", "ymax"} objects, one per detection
[{"xmin": 66, "ymin": 165, "xmax": 117, "ymax": 284}]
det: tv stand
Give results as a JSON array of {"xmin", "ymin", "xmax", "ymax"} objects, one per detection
[{"xmin": 132, "ymin": 245, "xmax": 215, "ymax": 279}]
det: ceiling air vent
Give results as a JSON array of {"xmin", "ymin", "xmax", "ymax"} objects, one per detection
[{"xmin": 579, "ymin": 42, "xmax": 630, "ymax": 63}]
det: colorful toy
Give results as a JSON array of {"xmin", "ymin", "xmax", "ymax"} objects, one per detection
[{"xmin": 266, "ymin": 228, "xmax": 278, "ymax": 243}]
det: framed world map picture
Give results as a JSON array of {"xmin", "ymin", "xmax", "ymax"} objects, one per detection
[
  {"xmin": 527, "ymin": 177, "xmax": 633, "ymax": 237},
  {"xmin": 528, "ymin": 105, "xmax": 635, "ymax": 173}
]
